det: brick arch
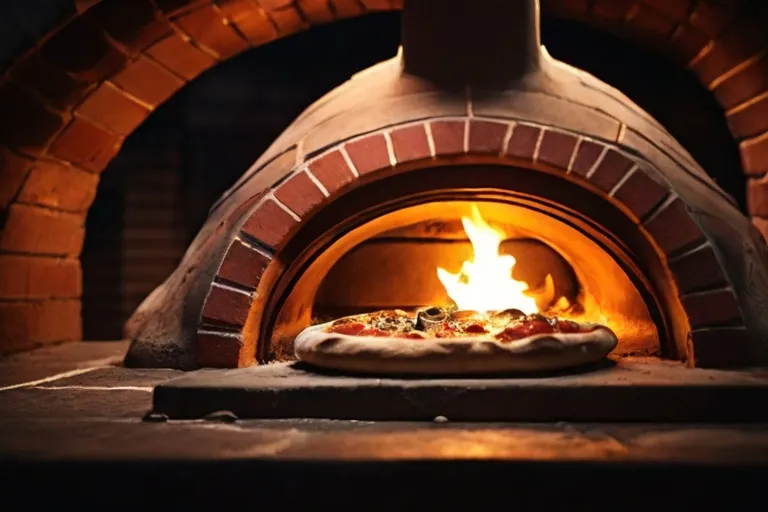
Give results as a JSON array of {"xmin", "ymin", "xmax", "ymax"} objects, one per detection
[
  {"xmin": 200, "ymin": 116, "xmax": 745, "ymax": 369},
  {"xmin": 0, "ymin": 0, "xmax": 765, "ymax": 354}
]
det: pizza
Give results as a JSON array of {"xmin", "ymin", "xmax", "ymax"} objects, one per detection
[{"xmin": 293, "ymin": 306, "xmax": 618, "ymax": 375}]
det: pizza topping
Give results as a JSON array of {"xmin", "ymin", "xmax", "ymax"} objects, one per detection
[
  {"xmin": 415, "ymin": 306, "xmax": 449, "ymax": 332},
  {"xmin": 323, "ymin": 306, "xmax": 600, "ymax": 343},
  {"xmin": 328, "ymin": 322, "xmax": 367, "ymax": 336}
]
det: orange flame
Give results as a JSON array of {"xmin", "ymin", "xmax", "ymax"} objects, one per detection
[{"xmin": 436, "ymin": 205, "xmax": 539, "ymax": 314}]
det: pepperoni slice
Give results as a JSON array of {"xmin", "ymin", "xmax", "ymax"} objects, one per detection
[
  {"xmin": 464, "ymin": 323, "xmax": 487, "ymax": 334},
  {"xmin": 327, "ymin": 322, "xmax": 366, "ymax": 335},
  {"xmin": 556, "ymin": 320, "xmax": 580, "ymax": 334},
  {"xmin": 496, "ymin": 319, "xmax": 555, "ymax": 342}
]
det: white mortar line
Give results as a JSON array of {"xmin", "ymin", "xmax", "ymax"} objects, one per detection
[
  {"xmin": 585, "ymin": 145, "xmax": 609, "ymax": 179},
  {"xmin": 424, "ymin": 122, "xmax": 436, "ymax": 158},
  {"xmin": 532, "ymin": 128, "xmax": 545, "ymax": 162},
  {"xmin": 212, "ymin": 280, "xmax": 253, "ymax": 297},
  {"xmin": 0, "ymin": 366, "xmax": 107, "ymax": 392},
  {"xmin": 235, "ymin": 236, "xmax": 274, "ymax": 259},
  {"xmin": 608, "ymin": 164, "xmax": 638, "ymax": 197},
  {"xmin": 34, "ymin": 385, "xmax": 153, "ymax": 392},
  {"xmin": 304, "ymin": 167, "xmax": 329, "ymax": 197},
  {"xmin": 463, "ymin": 119, "xmax": 470, "ymax": 153},
  {"xmin": 567, "ymin": 137, "xmax": 583, "ymax": 173},
  {"xmin": 269, "ymin": 193, "xmax": 301, "ymax": 222},
  {"xmin": 339, "ymin": 146, "xmax": 359, "ymax": 177},
  {"xmin": 383, "ymin": 131, "xmax": 397, "ymax": 166},
  {"xmin": 500, "ymin": 123, "xmax": 515, "ymax": 155}
]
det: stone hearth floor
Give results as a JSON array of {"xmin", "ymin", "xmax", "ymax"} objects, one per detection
[{"xmin": 2, "ymin": 341, "xmax": 768, "ymax": 509}]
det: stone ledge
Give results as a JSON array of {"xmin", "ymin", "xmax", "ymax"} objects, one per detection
[{"xmin": 153, "ymin": 358, "xmax": 768, "ymax": 422}]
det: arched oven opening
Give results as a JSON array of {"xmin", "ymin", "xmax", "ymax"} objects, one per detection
[{"xmin": 260, "ymin": 164, "xmax": 682, "ymax": 366}]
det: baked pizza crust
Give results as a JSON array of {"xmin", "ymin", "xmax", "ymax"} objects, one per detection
[{"xmin": 294, "ymin": 321, "xmax": 618, "ymax": 375}]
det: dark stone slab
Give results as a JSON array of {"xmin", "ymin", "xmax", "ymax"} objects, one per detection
[
  {"xmin": 2, "ymin": 421, "xmax": 768, "ymax": 510},
  {"xmin": 152, "ymin": 358, "xmax": 768, "ymax": 422},
  {"xmin": 0, "ymin": 388, "xmax": 152, "ymax": 418},
  {"xmin": 0, "ymin": 341, "xmax": 129, "ymax": 388},
  {"xmin": 49, "ymin": 367, "xmax": 183, "ymax": 387}
]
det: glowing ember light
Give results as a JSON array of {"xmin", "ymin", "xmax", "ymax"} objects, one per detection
[{"xmin": 437, "ymin": 205, "xmax": 539, "ymax": 314}]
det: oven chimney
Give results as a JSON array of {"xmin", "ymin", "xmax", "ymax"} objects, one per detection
[{"xmin": 401, "ymin": 0, "xmax": 542, "ymax": 89}]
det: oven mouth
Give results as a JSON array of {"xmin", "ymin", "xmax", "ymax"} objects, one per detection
[{"xmin": 258, "ymin": 165, "xmax": 675, "ymax": 364}]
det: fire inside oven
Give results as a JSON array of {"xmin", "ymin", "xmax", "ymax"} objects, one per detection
[{"xmin": 267, "ymin": 199, "xmax": 661, "ymax": 363}]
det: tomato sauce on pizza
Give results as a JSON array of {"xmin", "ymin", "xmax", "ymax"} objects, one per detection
[{"xmin": 323, "ymin": 306, "xmax": 598, "ymax": 343}]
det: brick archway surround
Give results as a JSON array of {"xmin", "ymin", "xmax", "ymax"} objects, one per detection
[
  {"xmin": 199, "ymin": 116, "xmax": 746, "ymax": 369},
  {"xmin": 0, "ymin": 0, "xmax": 766, "ymax": 354}
]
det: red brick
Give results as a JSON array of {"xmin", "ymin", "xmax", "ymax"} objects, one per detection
[
  {"xmin": 0, "ymin": 204, "xmax": 85, "ymax": 257},
  {"xmin": 298, "ymin": 0, "xmax": 336, "ymax": 23},
  {"xmin": 537, "ymin": 130, "xmax": 578, "ymax": 170},
  {"xmin": 570, "ymin": 139, "xmax": 605, "ymax": 177},
  {"xmin": 681, "ymin": 288, "xmax": 742, "ymax": 329},
  {"xmin": 48, "ymin": 116, "xmax": 124, "ymax": 173},
  {"xmin": 752, "ymin": 217, "xmax": 768, "ymax": 241},
  {"xmin": 668, "ymin": 244, "xmax": 728, "ymax": 294},
  {"xmin": 274, "ymin": 171, "xmax": 326, "ymax": 216},
  {"xmin": 430, "ymin": 120, "xmax": 465, "ymax": 156},
  {"xmin": 10, "ymin": 52, "xmax": 91, "ymax": 112},
  {"xmin": 202, "ymin": 284, "xmax": 252, "ymax": 326},
  {"xmin": 18, "ymin": 161, "xmax": 99, "ymax": 212},
  {"xmin": 612, "ymin": 169, "xmax": 668, "ymax": 220},
  {"xmin": 268, "ymin": 6, "xmax": 306, "ymax": 34},
  {"xmin": 0, "ymin": 299, "xmax": 82, "ymax": 353},
  {"xmin": 390, "ymin": 124, "xmax": 431, "ymax": 163},
  {"xmin": 331, "ymin": 0, "xmax": 365, "ymax": 18},
  {"xmin": 218, "ymin": 0, "xmax": 278, "ymax": 44},
  {"xmin": 0, "ymin": 147, "xmax": 32, "ymax": 208},
  {"xmin": 690, "ymin": 328, "xmax": 753, "ymax": 368},
  {"xmin": 308, "ymin": 150, "xmax": 355, "ymax": 194},
  {"xmin": 361, "ymin": 0, "xmax": 391, "ymax": 10},
  {"xmin": 0, "ymin": 255, "xmax": 81, "ymax": 299},
  {"xmin": 506, "ymin": 124, "xmax": 541, "ymax": 160},
  {"xmin": 468, "ymin": 120, "xmax": 508, "ymax": 154},
  {"xmin": 196, "ymin": 330, "xmax": 245, "ymax": 368},
  {"xmin": 147, "ymin": 33, "xmax": 217, "ymax": 80},
  {"xmin": 88, "ymin": 0, "xmax": 173, "ymax": 54},
  {"xmin": 175, "ymin": 5, "xmax": 248, "ymax": 59},
  {"xmin": 76, "ymin": 82, "xmax": 151, "ymax": 135},
  {"xmin": 218, "ymin": 238, "xmax": 271, "ymax": 288},
  {"xmin": 345, "ymin": 134, "xmax": 391, "ymax": 175},
  {"xmin": 259, "ymin": 0, "xmax": 294, "ymax": 8},
  {"xmin": 112, "ymin": 56, "xmax": 186, "ymax": 107},
  {"xmin": 670, "ymin": 24, "xmax": 710, "ymax": 64},
  {"xmin": 727, "ymin": 94, "xmax": 768, "ymax": 139},
  {"xmin": 688, "ymin": 1, "xmax": 738, "ymax": 37},
  {"xmin": 40, "ymin": 15, "xmax": 128, "ymax": 83},
  {"xmin": 626, "ymin": 5, "xmax": 677, "ymax": 38},
  {"xmin": 589, "ymin": 149, "xmax": 635, "ymax": 192},
  {"xmin": 0, "ymin": 81, "xmax": 68, "ymax": 156},
  {"xmin": 741, "ymin": 132, "xmax": 768, "ymax": 176},
  {"xmin": 155, "ymin": 0, "xmax": 209, "ymax": 16},
  {"xmin": 692, "ymin": 15, "xmax": 768, "ymax": 86},
  {"xmin": 240, "ymin": 198, "xmax": 298, "ymax": 249},
  {"xmin": 713, "ymin": 53, "xmax": 768, "ymax": 110},
  {"xmin": 641, "ymin": 0, "xmax": 691, "ymax": 21},
  {"xmin": 747, "ymin": 175, "xmax": 768, "ymax": 216},
  {"xmin": 644, "ymin": 198, "xmax": 705, "ymax": 255}
]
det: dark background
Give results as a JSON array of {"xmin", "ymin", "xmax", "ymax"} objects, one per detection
[{"xmin": 81, "ymin": 13, "xmax": 743, "ymax": 339}]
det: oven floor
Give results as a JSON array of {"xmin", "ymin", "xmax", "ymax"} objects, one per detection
[
  {"xmin": 2, "ymin": 342, "xmax": 768, "ymax": 509},
  {"xmin": 152, "ymin": 357, "xmax": 768, "ymax": 422}
]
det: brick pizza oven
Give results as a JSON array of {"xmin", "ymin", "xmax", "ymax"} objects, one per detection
[
  {"xmin": 2, "ymin": 0, "xmax": 768, "ymax": 371},
  {"xmin": 119, "ymin": 0, "xmax": 768, "ymax": 371}
]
